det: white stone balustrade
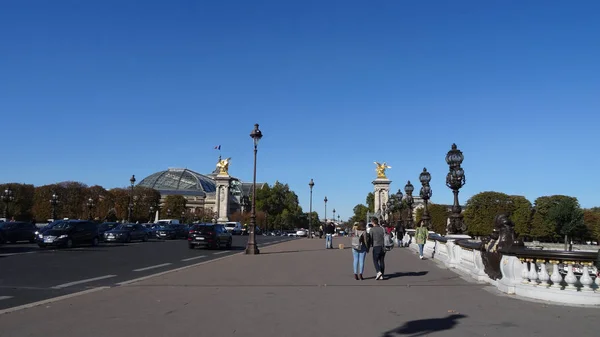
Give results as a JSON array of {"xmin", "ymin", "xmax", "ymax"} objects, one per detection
[{"xmin": 410, "ymin": 237, "xmax": 600, "ymax": 306}]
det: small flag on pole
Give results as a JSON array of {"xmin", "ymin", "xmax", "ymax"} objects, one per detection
[{"xmin": 214, "ymin": 145, "xmax": 221, "ymax": 150}]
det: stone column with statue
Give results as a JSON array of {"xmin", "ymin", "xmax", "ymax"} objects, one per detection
[
  {"xmin": 215, "ymin": 156, "xmax": 232, "ymax": 223},
  {"xmin": 372, "ymin": 162, "xmax": 392, "ymax": 221}
]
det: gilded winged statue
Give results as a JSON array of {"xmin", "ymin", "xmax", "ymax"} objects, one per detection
[
  {"xmin": 216, "ymin": 157, "xmax": 231, "ymax": 175},
  {"xmin": 374, "ymin": 162, "xmax": 391, "ymax": 179}
]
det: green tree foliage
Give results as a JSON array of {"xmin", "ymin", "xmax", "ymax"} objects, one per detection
[
  {"xmin": 254, "ymin": 182, "xmax": 303, "ymax": 230},
  {"xmin": 33, "ymin": 184, "xmax": 61, "ymax": 221},
  {"xmin": 108, "ymin": 188, "xmax": 130, "ymax": 221},
  {"xmin": 57, "ymin": 181, "xmax": 89, "ymax": 219},
  {"xmin": 131, "ymin": 186, "xmax": 161, "ymax": 223},
  {"xmin": 162, "ymin": 195, "xmax": 187, "ymax": 219},
  {"xmin": 0, "ymin": 183, "xmax": 35, "ymax": 221},
  {"xmin": 414, "ymin": 204, "xmax": 450, "ymax": 235},
  {"xmin": 583, "ymin": 209, "xmax": 600, "ymax": 242},
  {"xmin": 509, "ymin": 195, "xmax": 533, "ymax": 237},
  {"xmin": 463, "ymin": 192, "xmax": 515, "ymax": 236},
  {"xmin": 366, "ymin": 192, "xmax": 374, "ymax": 212},
  {"xmin": 531, "ymin": 195, "xmax": 580, "ymax": 241},
  {"xmin": 547, "ymin": 197, "xmax": 585, "ymax": 248}
]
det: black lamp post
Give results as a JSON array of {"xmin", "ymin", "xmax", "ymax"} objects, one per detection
[
  {"xmin": 50, "ymin": 193, "xmax": 59, "ymax": 221},
  {"xmin": 382, "ymin": 203, "xmax": 387, "ymax": 223},
  {"xmin": 419, "ymin": 168, "xmax": 432, "ymax": 227},
  {"xmin": 308, "ymin": 179, "xmax": 314, "ymax": 238},
  {"xmin": 404, "ymin": 181, "xmax": 414, "ymax": 229},
  {"xmin": 86, "ymin": 198, "xmax": 95, "ymax": 220},
  {"xmin": 245, "ymin": 123, "xmax": 263, "ymax": 255},
  {"xmin": 1, "ymin": 187, "xmax": 15, "ymax": 219},
  {"xmin": 128, "ymin": 175, "xmax": 136, "ymax": 223},
  {"xmin": 181, "ymin": 210, "xmax": 186, "ymax": 224},
  {"xmin": 445, "ymin": 143, "xmax": 466, "ymax": 234},
  {"xmin": 324, "ymin": 196, "xmax": 328, "ymax": 222},
  {"xmin": 241, "ymin": 196, "xmax": 250, "ymax": 214},
  {"xmin": 167, "ymin": 208, "xmax": 172, "ymax": 217},
  {"xmin": 332, "ymin": 208, "xmax": 336, "ymax": 223},
  {"xmin": 149, "ymin": 205, "xmax": 155, "ymax": 223}
]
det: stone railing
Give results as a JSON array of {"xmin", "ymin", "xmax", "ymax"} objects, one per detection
[{"xmin": 409, "ymin": 234, "xmax": 600, "ymax": 306}]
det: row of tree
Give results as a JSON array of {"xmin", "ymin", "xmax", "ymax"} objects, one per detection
[{"xmin": 348, "ymin": 190, "xmax": 600, "ymax": 245}]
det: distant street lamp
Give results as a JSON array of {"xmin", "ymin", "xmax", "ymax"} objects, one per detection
[
  {"xmin": 308, "ymin": 179, "xmax": 314, "ymax": 239},
  {"xmin": 86, "ymin": 198, "xmax": 95, "ymax": 220},
  {"xmin": 245, "ymin": 123, "xmax": 263, "ymax": 255},
  {"xmin": 1, "ymin": 187, "xmax": 15, "ymax": 220},
  {"xmin": 181, "ymin": 210, "xmax": 186, "ymax": 223},
  {"xmin": 50, "ymin": 193, "xmax": 59, "ymax": 221},
  {"xmin": 382, "ymin": 203, "xmax": 387, "ymax": 223},
  {"xmin": 167, "ymin": 208, "xmax": 172, "ymax": 217},
  {"xmin": 241, "ymin": 195, "xmax": 251, "ymax": 214},
  {"xmin": 445, "ymin": 143, "xmax": 466, "ymax": 234},
  {"xmin": 128, "ymin": 175, "xmax": 136, "ymax": 223},
  {"xmin": 337, "ymin": 214, "xmax": 340, "ymax": 224},
  {"xmin": 332, "ymin": 208, "xmax": 336, "ymax": 223},
  {"xmin": 404, "ymin": 181, "xmax": 414, "ymax": 228},
  {"xmin": 148, "ymin": 205, "xmax": 155, "ymax": 223},
  {"xmin": 324, "ymin": 196, "xmax": 328, "ymax": 222},
  {"xmin": 419, "ymin": 168, "xmax": 433, "ymax": 228}
]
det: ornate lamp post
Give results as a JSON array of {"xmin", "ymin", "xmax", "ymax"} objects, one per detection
[
  {"xmin": 323, "ymin": 196, "xmax": 328, "ymax": 222},
  {"xmin": 181, "ymin": 210, "xmax": 186, "ymax": 223},
  {"xmin": 1, "ymin": 187, "xmax": 15, "ymax": 220},
  {"xmin": 337, "ymin": 214, "xmax": 340, "ymax": 224},
  {"xmin": 332, "ymin": 208, "xmax": 336, "ymax": 223},
  {"xmin": 245, "ymin": 123, "xmax": 263, "ymax": 255},
  {"xmin": 241, "ymin": 196, "xmax": 250, "ymax": 214},
  {"xmin": 404, "ymin": 181, "xmax": 414, "ymax": 229},
  {"xmin": 445, "ymin": 143, "xmax": 466, "ymax": 234},
  {"xmin": 419, "ymin": 168, "xmax": 432, "ymax": 227},
  {"xmin": 50, "ymin": 193, "xmax": 59, "ymax": 221},
  {"xmin": 308, "ymin": 179, "xmax": 314, "ymax": 238},
  {"xmin": 128, "ymin": 175, "xmax": 136, "ymax": 223},
  {"xmin": 86, "ymin": 198, "xmax": 95, "ymax": 220},
  {"xmin": 148, "ymin": 205, "xmax": 155, "ymax": 223}
]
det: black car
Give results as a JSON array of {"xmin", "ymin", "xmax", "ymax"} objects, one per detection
[
  {"xmin": 0, "ymin": 221, "xmax": 37, "ymax": 244},
  {"xmin": 104, "ymin": 223, "xmax": 148, "ymax": 243},
  {"xmin": 156, "ymin": 224, "xmax": 188, "ymax": 240},
  {"xmin": 38, "ymin": 220, "xmax": 100, "ymax": 248},
  {"xmin": 98, "ymin": 222, "xmax": 119, "ymax": 240},
  {"xmin": 187, "ymin": 223, "xmax": 232, "ymax": 249}
]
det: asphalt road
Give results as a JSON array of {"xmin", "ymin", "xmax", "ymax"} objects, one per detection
[{"xmin": 0, "ymin": 235, "xmax": 295, "ymax": 310}]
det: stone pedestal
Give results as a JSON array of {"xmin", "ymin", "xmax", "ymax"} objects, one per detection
[
  {"xmin": 372, "ymin": 178, "xmax": 391, "ymax": 219},
  {"xmin": 214, "ymin": 174, "xmax": 231, "ymax": 223}
]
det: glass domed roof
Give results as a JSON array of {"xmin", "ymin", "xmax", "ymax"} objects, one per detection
[{"xmin": 138, "ymin": 168, "xmax": 216, "ymax": 193}]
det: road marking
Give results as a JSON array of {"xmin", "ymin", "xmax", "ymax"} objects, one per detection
[
  {"xmin": 0, "ymin": 251, "xmax": 37, "ymax": 257},
  {"xmin": 0, "ymin": 287, "xmax": 109, "ymax": 316},
  {"xmin": 213, "ymin": 251, "xmax": 229, "ymax": 255},
  {"xmin": 0, "ymin": 296, "xmax": 13, "ymax": 301},
  {"xmin": 133, "ymin": 263, "xmax": 172, "ymax": 272},
  {"xmin": 181, "ymin": 255, "xmax": 206, "ymax": 262},
  {"xmin": 51, "ymin": 275, "xmax": 117, "ymax": 289}
]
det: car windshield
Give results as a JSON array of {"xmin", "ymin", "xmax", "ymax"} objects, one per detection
[
  {"xmin": 115, "ymin": 224, "xmax": 135, "ymax": 231},
  {"xmin": 168, "ymin": 225, "xmax": 180, "ymax": 229},
  {"xmin": 0, "ymin": 223, "xmax": 14, "ymax": 229},
  {"xmin": 53, "ymin": 223, "xmax": 74, "ymax": 230}
]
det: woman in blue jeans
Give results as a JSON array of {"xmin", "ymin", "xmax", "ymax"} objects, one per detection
[{"xmin": 352, "ymin": 221, "xmax": 369, "ymax": 280}]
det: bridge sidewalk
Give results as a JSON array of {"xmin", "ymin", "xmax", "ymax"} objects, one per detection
[{"xmin": 0, "ymin": 237, "xmax": 596, "ymax": 337}]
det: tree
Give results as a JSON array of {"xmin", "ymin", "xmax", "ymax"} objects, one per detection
[
  {"xmin": 463, "ymin": 191, "xmax": 514, "ymax": 236},
  {"xmin": 547, "ymin": 197, "xmax": 585, "ymax": 250},
  {"xmin": 583, "ymin": 209, "xmax": 600, "ymax": 243},
  {"xmin": 509, "ymin": 195, "xmax": 533, "ymax": 238},
  {"xmin": 349, "ymin": 204, "xmax": 369, "ymax": 225},
  {"xmin": 254, "ymin": 181, "xmax": 303, "ymax": 231},
  {"xmin": 57, "ymin": 181, "xmax": 88, "ymax": 219},
  {"xmin": 162, "ymin": 195, "xmax": 187, "ymax": 219},
  {"xmin": 131, "ymin": 186, "xmax": 161, "ymax": 223},
  {"xmin": 531, "ymin": 195, "xmax": 578, "ymax": 241},
  {"xmin": 33, "ymin": 184, "xmax": 63, "ymax": 221},
  {"xmin": 108, "ymin": 188, "xmax": 130, "ymax": 221},
  {"xmin": 0, "ymin": 183, "xmax": 35, "ymax": 221},
  {"xmin": 366, "ymin": 192, "xmax": 374, "ymax": 212},
  {"xmin": 415, "ymin": 204, "xmax": 450, "ymax": 235}
]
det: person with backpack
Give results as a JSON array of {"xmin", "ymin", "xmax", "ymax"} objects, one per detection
[
  {"xmin": 351, "ymin": 220, "xmax": 369, "ymax": 280},
  {"xmin": 324, "ymin": 222, "xmax": 335, "ymax": 249},
  {"xmin": 415, "ymin": 220, "xmax": 429, "ymax": 259},
  {"xmin": 368, "ymin": 217, "xmax": 387, "ymax": 280}
]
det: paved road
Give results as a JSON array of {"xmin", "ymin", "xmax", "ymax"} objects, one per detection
[{"xmin": 0, "ymin": 235, "xmax": 295, "ymax": 310}]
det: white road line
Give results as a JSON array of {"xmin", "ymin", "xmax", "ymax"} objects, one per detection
[
  {"xmin": 0, "ymin": 296, "xmax": 13, "ymax": 301},
  {"xmin": 213, "ymin": 251, "xmax": 229, "ymax": 255},
  {"xmin": 0, "ymin": 251, "xmax": 37, "ymax": 257},
  {"xmin": 51, "ymin": 275, "xmax": 117, "ymax": 289},
  {"xmin": 133, "ymin": 263, "xmax": 172, "ymax": 272},
  {"xmin": 181, "ymin": 255, "xmax": 206, "ymax": 262}
]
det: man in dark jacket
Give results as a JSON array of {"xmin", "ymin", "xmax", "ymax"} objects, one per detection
[
  {"xmin": 395, "ymin": 222, "xmax": 405, "ymax": 247},
  {"xmin": 324, "ymin": 222, "xmax": 335, "ymax": 249}
]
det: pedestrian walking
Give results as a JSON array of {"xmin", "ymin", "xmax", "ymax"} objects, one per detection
[
  {"xmin": 395, "ymin": 222, "xmax": 405, "ymax": 248},
  {"xmin": 368, "ymin": 217, "xmax": 386, "ymax": 280},
  {"xmin": 324, "ymin": 222, "xmax": 335, "ymax": 249},
  {"xmin": 415, "ymin": 220, "xmax": 429, "ymax": 259},
  {"xmin": 351, "ymin": 220, "xmax": 369, "ymax": 280}
]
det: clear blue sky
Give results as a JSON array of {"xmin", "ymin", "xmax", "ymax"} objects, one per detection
[{"xmin": 2, "ymin": 1, "xmax": 599, "ymax": 220}]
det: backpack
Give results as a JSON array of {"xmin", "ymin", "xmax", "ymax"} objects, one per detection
[
  {"xmin": 352, "ymin": 231, "xmax": 365, "ymax": 250},
  {"xmin": 384, "ymin": 233, "xmax": 394, "ymax": 251}
]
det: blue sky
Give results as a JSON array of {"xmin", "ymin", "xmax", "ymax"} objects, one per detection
[{"xmin": 1, "ymin": 1, "xmax": 599, "ymax": 220}]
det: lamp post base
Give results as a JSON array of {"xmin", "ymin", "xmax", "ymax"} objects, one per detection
[{"xmin": 244, "ymin": 243, "xmax": 260, "ymax": 255}]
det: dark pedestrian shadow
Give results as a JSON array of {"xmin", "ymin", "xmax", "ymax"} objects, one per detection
[
  {"xmin": 382, "ymin": 314, "xmax": 467, "ymax": 337},
  {"xmin": 260, "ymin": 247, "xmax": 348, "ymax": 255},
  {"xmin": 384, "ymin": 271, "xmax": 428, "ymax": 279}
]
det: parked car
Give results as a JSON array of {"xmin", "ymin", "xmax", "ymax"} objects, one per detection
[
  {"xmin": 98, "ymin": 222, "xmax": 119, "ymax": 241},
  {"xmin": 38, "ymin": 220, "xmax": 100, "ymax": 248},
  {"xmin": 0, "ymin": 221, "xmax": 37, "ymax": 244},
  {"xmin": 224, "ymin": 222, "xmax": 243, "ymax": 235},
  {"xmin": 155, "ymin": 224, "xmax": 188, "ymax": 240},
  {"xmin": 187, "ymin": 223, "xmax": 232, "ymax": 249},
  {"xmin": 104, "ymin": 223, "xmax": 148, "ymax": 243},
  {"xmin": 296, "ymin": 229, "xmax": 307, "ymax": 237}
]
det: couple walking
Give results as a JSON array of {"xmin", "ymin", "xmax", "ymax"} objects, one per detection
[{"xmin": 351, "ymin": 217, "xmax": 387, "ymax": 280}]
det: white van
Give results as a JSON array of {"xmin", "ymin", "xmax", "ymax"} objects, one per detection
[
  {"xmin": 224, "ymin": 222, "xmax": 243, "ymax": 235},
  {"xmin": 155, "ymin": 219, "xmax": 180, "ymax": 226}
]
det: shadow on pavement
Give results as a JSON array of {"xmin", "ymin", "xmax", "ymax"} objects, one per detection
[
  {"xmin": 260, "ymin": 247, "xmax": 349, "ymax": 255},
  {"xmin": 0, "ymin": 244, "xmax": 39, "ymax": 255},
  {"xmin": 381, "ymin": 314, "xmax": 467, "ymax": 337},
  {"xmin": 384, "ymin": 271, "xmax": 428, "ymax": 279}
]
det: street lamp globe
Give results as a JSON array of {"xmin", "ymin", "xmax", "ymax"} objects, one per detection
[
  {"xmin": 445, "ymin": 143, "xmax": 464, "ymax": 168},
  {"xmin": 395, "ymin": 189, "xmax": 403, "ymax": 201},
  {"xmin": 404, "ymin": 181, "xmax": 414, "ymax": 195},
  {"xmin": 250, "ymin": 123, "xmax": 263, "ymax": 146},
  {"xmin": 419, "ymin": 168, "xmax": 431, "ymax": 185},
  {"xmin": 130, "ymin": 175, "xmax": 136, "ymax": 186},
  {"xmin": 309, "ymin": 179, "xmax": 314, "ymax": 189}
]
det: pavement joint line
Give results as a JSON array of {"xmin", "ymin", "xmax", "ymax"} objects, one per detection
[
  {"xmin": 0, "ymin": 296, "xmax": 13, "ymax": 301},
  {"xmin": 51, "ymin": 275, "xmax": 118, "ymax": 289},
  {"xmin": 181, "ymin": 255, "xmax": 207, "ymax": 262},
  {"xmin": 213, "ymin": 251, "xmax": 229, "ymax": 255},
  {"xmin": 0, "ymin": 287, "xmax": 109, "ymax": 316},
  {"xmin": 133, "ymin": 263, "xmax": 172, "ymax": 272}
]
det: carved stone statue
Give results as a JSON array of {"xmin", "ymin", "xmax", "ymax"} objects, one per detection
[
  {"xmin": 216, "ymin": 156, "xmax": 231, "ymax": 175},
  {"xmin": 481, "ymin": 213, "xmax": 524, "ymax": 280},
  {"xmin": 374, "ymin": 162, "xmax": 391, "ymax": 179}
]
